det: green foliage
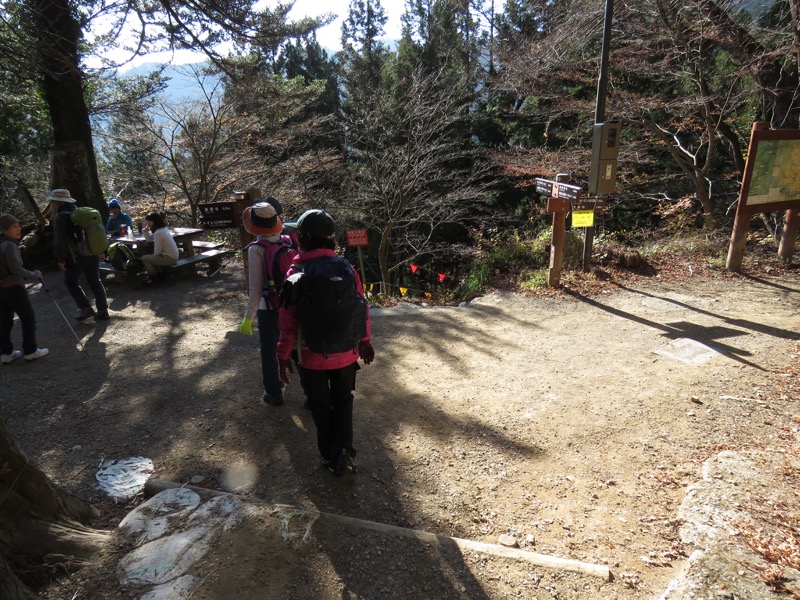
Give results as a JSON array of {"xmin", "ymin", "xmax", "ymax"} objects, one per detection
[
  {"xmin": 458, "ymin": 227, "xmax": 548, "ymax": 298},
  {"xmin": 520, "ymin": 268, "xmax": 549, "ymax": 290},
  {"xmin": 397, "ymin": 0, "xmax": 482, "ymax": 84},
  {"xmin": 0, "ymin": 4, "xmax": 52, "ymax": 164},
  {"xmin": 276, "ymin": 33, "xmax": 340, "ymax": 117},
  {"xmin": 339, "ymin": 0, "xmax": 390, "ymax": 110}
]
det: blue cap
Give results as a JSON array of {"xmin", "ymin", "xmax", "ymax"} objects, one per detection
[{"xmin": 108, "ymin": 199, "xmax": 121, "ymax": 209}]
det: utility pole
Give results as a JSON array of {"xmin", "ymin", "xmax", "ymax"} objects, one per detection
[{"xmin": 584, "ymin": 0, "xmax": 616, "ymax": 271}]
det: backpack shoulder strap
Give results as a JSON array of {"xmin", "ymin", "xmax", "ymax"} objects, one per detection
[{"xmin": 253, "ymin": 237, "xmax": 293, "ymax": 283}]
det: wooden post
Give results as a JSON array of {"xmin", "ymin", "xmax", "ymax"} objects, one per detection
[
  {"xmin": 726, "ymin": 122, "xmax": 770, "ymax": 272},
  {"xmin": 725, "ymin": 205, "xmax": 753, "ymax": 272},
  {"xmin": 234, "ymin": 188, "xmax": 262, "ymax": 278},
  {"xmin": 549, "ymin": 205, "xmax": 568, "ymax": 287},
  {"xmin": 778, "ymin": 208, "xmax": 799, "ymax": 262},
  {"xmin": 548, "ymin": 173, "xmax": 572, "ymax": 287},
  {"xmin": 538, "ymin": 174, "xmax": 581, "ymax": 287},
  {"xmin": 356, "ymin": 246, "xmax": 367, "ymax": 288}
]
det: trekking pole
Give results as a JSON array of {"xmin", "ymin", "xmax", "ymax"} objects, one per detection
[
  {"xmin": 35, "ymin": 279, "xmax": 89, "ymax": 356},
  {"xmin": 207, "ymin": 250, "xmax": 242, "ymax": 279}
]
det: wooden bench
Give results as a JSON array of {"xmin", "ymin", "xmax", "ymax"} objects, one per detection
[
  {"xmin": 169, "ymin": 249, "xmax": 230, "ymax": 275},
  {"xmin": 191, "ymin": 240, "xmax": 225, "ymax": 251}
]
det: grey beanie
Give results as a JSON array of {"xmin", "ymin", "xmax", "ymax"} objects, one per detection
[{"xmin": 0, "ymin": 214, "xmax": 20, "ymax": 234}]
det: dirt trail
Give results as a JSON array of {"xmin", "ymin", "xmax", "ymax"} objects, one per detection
[{"xmin": 3, "ymin": 267, "xmax": 799, "ymax": 598}]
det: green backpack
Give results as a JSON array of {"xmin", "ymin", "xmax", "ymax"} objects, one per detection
[
  {"xmin": 106, "ymin": 242, "xmax": 142, "ymax": 271},
  {"xmin": 70, "ymin": 207, "xmax": 109, "ymax": 256}
]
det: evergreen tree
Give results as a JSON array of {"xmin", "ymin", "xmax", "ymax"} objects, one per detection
[
  {"xmin": 340, "ymin": 0, "xmax": 390, "ymax": 107},
  {"xmin": 398, "ymin": 0, "xmax": 483, "ymax": 77},
  {"xmin": 97, "ymin": 99, "xmax": 163, "ymax": 202},
  {"xmin": 276, "ymin": 33, "xmax": 340, "ymax": 117}
]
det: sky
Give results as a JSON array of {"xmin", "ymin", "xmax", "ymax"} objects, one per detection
[
  {"xmin": 100, "ymin": 0, "xmax": 406, "ymax": 73},
  {"xmin": 278, "ymin": 0, "xmax": 405, "ymax": 51}
]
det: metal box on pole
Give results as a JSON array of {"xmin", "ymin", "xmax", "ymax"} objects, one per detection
[{"xmin": 589, "ymin": 122, "xmax": 621, "ymax": 196}]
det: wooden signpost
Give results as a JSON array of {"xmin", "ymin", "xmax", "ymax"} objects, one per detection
[
  {"xmin": 198, "ymin": 189, "xmax": 260, "ymax": 277},
  {"xmin": 727, "ymin": 122, "xmax": 800, "ymax": 271},
  {"xmin": 537, "ymin": 176, "xmax": 608, "ymax": 286},
  {"xmin": 537, "ymin": 174, "xmax": 582, "ymax": 287}
]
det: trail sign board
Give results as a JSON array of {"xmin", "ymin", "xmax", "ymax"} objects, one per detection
[
  {"xmin": 346, "ymin": 228, "xmax": 369, "ymax": 247},
  {"xmin": 199, "ymin": 201, "xmax": 237, "ymax": 229},
  {"xmin": 572, "ymin": 199, "xmax": 607, "ymax": 211},
  {"xmin": 536, "ymin": 178, "xmax": 582, "ymax": 201}
]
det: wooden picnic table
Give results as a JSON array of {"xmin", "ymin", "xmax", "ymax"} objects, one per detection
[{"xmin": 109, "ymin": 227, "xmax": 204, "ymax": 257}]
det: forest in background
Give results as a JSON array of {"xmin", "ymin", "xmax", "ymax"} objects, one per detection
[{"xmin": 0, "ymin": 0, "xmax": 798, "ymax": 298}]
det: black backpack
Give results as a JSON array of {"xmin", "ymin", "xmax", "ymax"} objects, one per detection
[{"xmin": 282, "ymin": 255, "xmax": 367, "ymax": 357}]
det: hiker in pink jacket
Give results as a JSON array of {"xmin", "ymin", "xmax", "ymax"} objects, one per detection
[{"xmin": 277, "ymin": 209, "xmax": 374, "ymax": 476}]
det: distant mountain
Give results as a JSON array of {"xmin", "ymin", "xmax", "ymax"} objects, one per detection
[
  {"xmin": 120, "ymin": 62, "xmax": 214, "ymax": 103},
  {"xmin": 736, "ymin": 0, "xmax": 775, "ymax": 17}
]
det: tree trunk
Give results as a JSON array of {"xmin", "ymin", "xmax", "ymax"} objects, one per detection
[
  {"xmin": 639, "ymin": 119, "xmax": 719, "ymax": 229},
  {"xmin": 0, "ymin": 412, "xmax": 109, "ymax": 598},
  {"xmin": 378, "ymin": 223, "xmax": 394, "ymax": 295},
  {"xmin": 695, "ymin": 176, "xmax": 718, "ymax": 230},
  {"xmin": 29, "ymin": 0, "xmax": 106, "ymax": 217}
]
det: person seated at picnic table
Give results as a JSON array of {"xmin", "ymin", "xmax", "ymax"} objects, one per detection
[
  {"xmin": 141, "ymin": 211, "xmax": 179, "ymax": 284},
  {"xmin": 105, "ymin": 199, "xmax": 133, "ymax": 236}
]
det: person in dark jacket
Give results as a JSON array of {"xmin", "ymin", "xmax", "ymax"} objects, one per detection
[
  {"xmin": 277, "ymin": 209, "xmax": 375, "ymax": 476},
  {"xmin": 48, "ymin": 189, "xmax": 109, "ymax": 321},
  {"xmin": 0, "ymin": 214, "xmax": 48, "ymax": 362}
]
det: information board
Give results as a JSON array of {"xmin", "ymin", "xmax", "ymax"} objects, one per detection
[
  {"xmin": 745, "ymin": 138, "xmax": 800, "ymax": 206},
  {"xmin": 199, "ymin": 202, "xmax": 237, "ymax": 229},
  {"xmin": 346, "ymin": 228, "xmax": 369, "ymax": 247},
  {"xmin": 727, "ymin": 122, "xmax": 800, "ymax": 271},
  {"xmin": 571, "ymin": 210, "xmax": 595, "ymax": 228}
]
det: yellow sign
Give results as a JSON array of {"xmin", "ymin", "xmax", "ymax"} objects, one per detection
[{"xmin": 571, "ymin": 210, "xmax": 595, "ymax": 228}]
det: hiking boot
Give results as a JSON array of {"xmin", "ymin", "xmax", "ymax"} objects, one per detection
[
  {"xmin": 1, "ymin": 350, "xmax": 23, "ymax": 364},
  {"xmin": 263, "ymin": 389, "xmax": 284, "ymax": 406},
  {"xmin": 76, "ymin": 306, "xmax": 95, "ymax": 321},
  {"xmin": 24, "ymin": 348, "xmax": 49, "ymax": 361},
  {"xmin": 329, "ymin": 448, "xmax": 357, "ymax": 476},
  {"xmin": 95, "ymin": 309, "xmax": 110, "ymax": 320}
]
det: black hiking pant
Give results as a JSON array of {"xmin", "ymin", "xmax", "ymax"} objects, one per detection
[
  {"xmin": 305, "ymin": 362, "xmax": 359, "ymax": 462},
  {"xmin": 64, "ymin": 255, "xmax": 107, "ymax": 312}
]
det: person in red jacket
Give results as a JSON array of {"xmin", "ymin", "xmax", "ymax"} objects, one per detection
[{"xmin": 277, "ymin": 209, "xmax": 374, "ymax": 476}]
